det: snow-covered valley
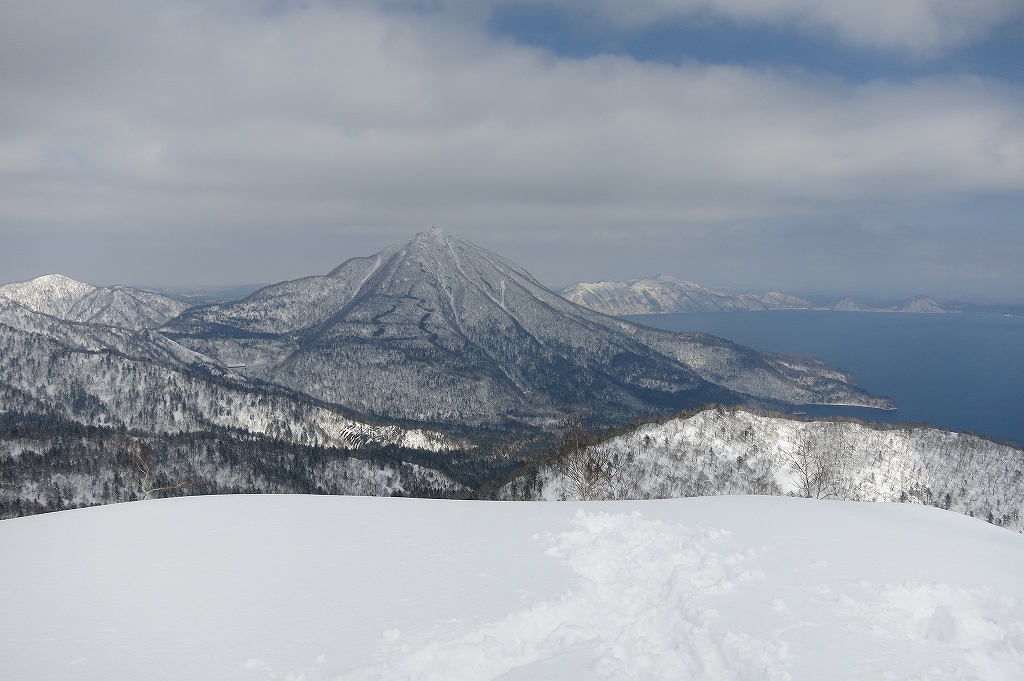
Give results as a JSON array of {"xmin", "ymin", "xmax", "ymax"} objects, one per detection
[{"xmin": 2, "ymin": 494, "xmax": 1023, "ymax": 681}]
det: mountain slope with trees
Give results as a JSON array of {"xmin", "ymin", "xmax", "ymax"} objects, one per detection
[{"xmin": 492, "ymin": 406, "xmax": 1024, "ymax": 532}]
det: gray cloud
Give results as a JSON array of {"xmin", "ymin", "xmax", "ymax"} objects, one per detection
[{"xmin": 1, "ymin": 1, "xmax": 1023, "ymax": 300}]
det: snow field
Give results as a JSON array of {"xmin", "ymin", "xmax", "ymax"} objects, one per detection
[
  {"xmin": 341, "ymin": 511, "xmax": 786, "ymax": 680},
  {"xmin": 1, "ymin": 495, "xmax": 1023, "ymax": 681}
]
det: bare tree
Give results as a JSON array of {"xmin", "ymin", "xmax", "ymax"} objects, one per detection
[
  {"xmin": 120, "ymin": 436, "xmax": 183, "ymax": 500},
  {"xmin": 555, "ymin": 410, "xmax": 611, "ymax": 501},
  {"xmin": 781, "ymin": 424, "xmax": 849, "ymax": 499}
]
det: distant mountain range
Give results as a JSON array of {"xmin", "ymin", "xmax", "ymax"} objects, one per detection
[
  {"xmin": 560, "ymin": 275, "xmax": 948, "ymax": 316},
  {"xmin": 0, "ymin": 281, "xmax": 454, "ymax": 452},
  {"xmin": 0, "ymin": 229, "xmax": 894, "ymax": 442}
]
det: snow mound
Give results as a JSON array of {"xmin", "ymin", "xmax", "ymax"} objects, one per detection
[
  {"xmin": 339, "ymin": 508, "xmax": 1024, "ymax": 681},
  {"xmin": 0, "ymin": 274, "xmax": 190, "ymax": 329}
]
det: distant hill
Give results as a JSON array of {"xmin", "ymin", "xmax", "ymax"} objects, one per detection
[
  {"xmin": 831, "ymin": 295, "xmax": 947, "ymax": 313},
  {"xmin": 0, "ymin": 274, "xmax": 192, "ymax": 330},
  {"xmin": 560, "ymin": 276, "xmax": 811, "ymax": 315},
  {"xmin": 561, "ymin": 277, "xmax": 948, "ymax": 315}
]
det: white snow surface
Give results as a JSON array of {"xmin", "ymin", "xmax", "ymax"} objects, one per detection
[{"xmin": 2, "ymin": 495, "xmax": 1023, "ymax": 681}]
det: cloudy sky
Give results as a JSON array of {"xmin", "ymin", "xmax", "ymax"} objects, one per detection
[{"xmin": 2, "ymin": 0, "xmax": 1023, "ymax": 301}]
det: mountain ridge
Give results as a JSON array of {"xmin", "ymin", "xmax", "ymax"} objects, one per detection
[
  {"xmin": 0, "ymin": 230, "xmax": 895, "ymax": 437},
  {"xmin": 0, "ymin": 274, "xmax": 192, "ymax": 330},
  {"xmin": 561, "ymin": 277, "xmax": 949, "ymax": 315},
  {"xmin": 491, "ymin": 405, "xmax": 1024, "ymax": 533},
  {"xmin": 162, "ymin": 229, "xmax": 893, "ymax": 426}
]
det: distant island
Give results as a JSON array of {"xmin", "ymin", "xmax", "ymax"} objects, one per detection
[{"xmin": 560, "ymin": 275, "xmax": 948, "ymax": 315}]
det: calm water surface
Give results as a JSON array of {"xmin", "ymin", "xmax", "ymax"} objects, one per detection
[{"xmin": 626, "ymin": 311, "xmax": 1024, "ymax": 445}]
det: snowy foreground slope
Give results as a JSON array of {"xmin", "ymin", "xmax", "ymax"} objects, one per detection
[{"xmin": 2, "ymin": 495, "xmax": 1023, "ymax": 681}]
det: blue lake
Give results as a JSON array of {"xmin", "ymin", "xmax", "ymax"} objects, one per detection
[{"xmin": 625, "ymin": 311, "xmax": 1024, "ymax": 445}]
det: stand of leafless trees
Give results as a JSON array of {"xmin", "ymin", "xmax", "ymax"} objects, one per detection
[
  {"xmin": 555, "ymin": 410, "xmax": 612, "ymax": 501},
  {"xmin": 779, "ymin": 423, "xmax": 854, "ymax": 499}
]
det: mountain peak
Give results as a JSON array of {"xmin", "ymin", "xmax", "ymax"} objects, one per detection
[
  {"xmin": 413, "ymin": 226, "xmax": 454, "ymax": 242},
  {"xmin": 403, "ymin": 227, "xmax": 460, "ymax": 255},
  {"xmin": 2, "ymin": 273, "xmax": 95, "ymax": 294},
  {"xmin": 401, "ymin": 227, "xmax": 473, "ymax": 252},
  {"xmin": 0, "ymin": 274, "xmax": 189, "ymax": 329},
  {"xmin": 0, "ymin": 274, "xmax": 96, "ymax": 317}
]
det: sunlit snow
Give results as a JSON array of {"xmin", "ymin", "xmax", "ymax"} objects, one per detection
[{"xmin": 1, "ymin": 495, "xmax": 1023, "ymax": 680}]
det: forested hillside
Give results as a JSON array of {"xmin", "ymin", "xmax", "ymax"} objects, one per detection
[
  {"xmin": 0, "ymin": 413, "xmax": 471, "ymax": 519},
  {"xmin": 0, "ymin": 318, "xmax": 453, "ymax": 451},
  {"xmin": 492, "ymin": 406, "xmax": 1024, "ymax": 532}
]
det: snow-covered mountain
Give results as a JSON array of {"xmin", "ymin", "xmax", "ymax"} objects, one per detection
[
  {"xmin": 0, "ymin": 298, "xmax": 453, "ymax": 451},
  {"xmin": 561, "ymin": 277, "xmax": 948, "ymax": 315},
  {"xmin": 162, "ymin": 229, "xmax": 891, "ymax": 426},
  {"xmin": 495, "ymin": 406, "xmax": 1024, "ymax": 531},
  {"xmin": 2, "ymin": 494, "xmax": 1022, "ymax": 680},
  {"xmin": 832, "ymin": 295, "xmax": 947, "ymax": 313},
  {"xmin": 0, "ymin": 274, "xmax": 192, "ymax": 329},
  {"xmin": 560, "ymin": 276, "xmax": 812, "ymax": 314},
  {"xmin": 0, "ymin": 274, "xmax": 96, "ymax": 317}
]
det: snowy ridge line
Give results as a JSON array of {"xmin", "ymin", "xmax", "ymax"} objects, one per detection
[
  {"xmin": 494, "ymin": 406, "xmax": 1024, "ymax": 532},
  {"xmin": 0, "ymin": 299, "xmax": 457, "ymax": 440},
  {"xmin": 560, "ymin": 276, "xmax": 812, "ymax": 315},
  {"xmin": 0, "ymin": 274, "xmax": 191, "ymax": 330},
  {"xmin": 0, "ymin": 296, "xmax": 241, "ymax": 379},
  {"xmin": 0, "ymin": 274, "xmax": 96, "ymax": 317},
  {"xmin": 335, "ymin": 510, "xmax": 789, "ymax": 681},
  {"xmin": 0, "ymin": 322, "xmax": 455, "ymax": 452},
  {"xmin": 559, "ymin": 276, "xmax": 949, "ymax": 316}
]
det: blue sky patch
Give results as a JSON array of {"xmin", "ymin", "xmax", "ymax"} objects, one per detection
[{"xmin": 488, "ymin": 3, "xmax": 1024, "ymax": 84}]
